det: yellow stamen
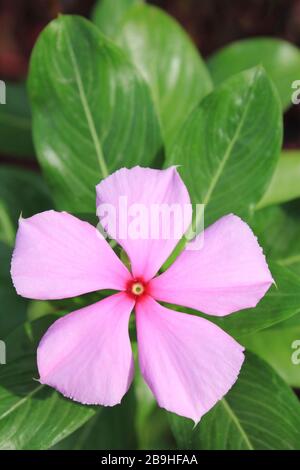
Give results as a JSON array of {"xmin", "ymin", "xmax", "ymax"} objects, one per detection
[{"xmin": 131, "ymin": 282, "xmax": 144, "ymax": 296}]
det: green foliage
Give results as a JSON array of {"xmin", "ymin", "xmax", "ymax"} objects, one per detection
[
  {"xmin": 257, "ymin": 151, "xmax": 300, "ymax": 209},
  {"xmin": 243, "ymin": 327, "xmax": 300, "ymax": 388},
  {"xmin": 92, "ymin": 0, "xmax": 142, "ymax": 38},
  {"xmin": 29, "ymin": 15, "xmax": 162, "ymax": 213},
  {"xmin": 2, "ymin": 0, "xmax": 300, "ymax": 451},
  {"xmin": 167, "ymin": 67, "xmax": 282, "ymax": 225},
  {"xmin": 0, "ymin": 317, "xmax": 96, "ymax": 449},
  {"xmin": 110, "ymin": 4, "xmax": 212, "ymax": 149},
  {"xmin": 208, "ymin": 37, "xmax": 300, "ymax": 110},
  {"xmin": 170, "ymin": 352, "xmax": 300, "ymax": 450},
  {"xmin": 52, "ymin": 390, "xmax": 137, "ymax": 450}
]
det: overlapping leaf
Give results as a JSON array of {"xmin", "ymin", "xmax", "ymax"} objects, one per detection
[
  {"xmin": 208, "ymin": 38, "xmax": 300, "ymax": 110},
  {"xmin": 92, "ymin": 0, "xmax": 142, "ymax": 38},
  {"xmin": 111, "ymin": 4, "xmax": 212, "ymax": 148},
  {"xmin": 29, "ymin": 15, "xmax": 162, "ymax": 213},
  {"xmin": 167, "ymin": 67, "xmax": 282, "ymax": 225}
]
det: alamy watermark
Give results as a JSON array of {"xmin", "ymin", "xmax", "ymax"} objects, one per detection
[
  {"xmin": 0, "ymin": 340, "xmax": 6, "ymax": 365},
  {"xmin": 96, "ymin": 198, "xmax": 205, "ymax": 250},
  {"xmin": 0, "ymin": 80, "xmax": 6, "ymax": 104},
  {"xmin": 291, "ymin": 339, "xmax": 300, "ymax": 365},
  {"xmin": 291, "ymin": 80, "xmax": 300, "ymax": 104}
]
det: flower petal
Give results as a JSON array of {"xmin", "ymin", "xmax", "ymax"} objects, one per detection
[
  {"xmin": 150, "ymin": 214, "xmax": 273, "ymax": 316},
  {"xmin": 11, "ymin": 210, "xmax": 130, "ymax": 300},
  {"xmin": 96, "ymin": 166, "xmax": 192, "ymax": 281},
  {"xmin": 38, "ymin": 293, "xmax": 135, "ymax": 406},
  {"xmin": 136, "ymin": 296, "xmax": 244, "ymax": 423}
]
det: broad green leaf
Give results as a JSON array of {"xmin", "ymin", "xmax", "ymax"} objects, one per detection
[
  {"xmin": 113, "ymin": 4, "xmax": 212, "ymax": 148},
  {"xmin": 257, "ymin": 150, "xmax": 300, "ymax": 209},
  {"xmin": 0, "ymin": 242, "xmax": 28, "ymax": 337},
  {"xmin": 0, "ymin": 82, "xmax": 34, "ymax": 157},
  {"xmin": 52, "ymin": 389, "xmax": 137, "ymax": 450},
  {"xmin": 0, "ymin": 357, "xmax": 95, "ymax": 450},
  {"xmin": 0, "ymin": 166, "xmax": 52, "ymax": 245},
  {"xmin": 208, "ymin": 38, "xmax": 300, "ymax": 110},
  {"xmin": 167, "ymin": 67, "xmax": 282, "ymax": 225},
  {"xmin": 243, "ymin": 327, "xmax": 300, "ymax": 388},
  {"xmin": 92, "ymin": 0, "xmax": 142, "ymax": 38},
  {"xmin": 209, "ymin": 263, "xmax": 300, "ymax": 338},
  {"xmin": 170, "ymin": 352, "xmax": 300, "ymax": 450},
  {"xmin": 0, "ymin": 317, "xmax": 95, "ymax": 449},
  {"xmin": 29, "ymin": 15, "xmax": 162, "ymax": 213}
]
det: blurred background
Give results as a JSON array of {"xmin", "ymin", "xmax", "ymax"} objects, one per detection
[{"xmin": 1, "ymin": 0, "xmax": 300, "ymax": 165}]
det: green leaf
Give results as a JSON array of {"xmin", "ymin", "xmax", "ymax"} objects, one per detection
[
  {"xmin": 243, "ymin": 327, "xmax": 300, "ymax": 388},
  {"xmin": 29, "ymin": 15, "xmax": 162, "ymax": 213},
  {"xmin": 0, "ymin": 82, "xmax": 34, "ymax": 158},
  {"xmin": 167, "ymin": 67, "xmax": 282, "ymax": 226},
  {"xmin": 0, "ymin": 166, "xmax": 52, "ymax": 246},
  {"xmin": 52, "ymin": 389, "xmax": 137, "ymax": 450},
  {"xmin": 0, "ymin": 242, "xmax": 28, "ymax": 337},
  {"xmin": 210, "ymin": 262, "xmax": 300, "ymax": 338},
  {"xmin": 251, "ymin": 203, "xmax": 300, "ymax": 275},
  {"xmin": 257, "ymin": 150, "xmax": 300, "ymax": 209},
  {"xmin": 208, "ymin": 38, "xmax": 300, "ymax": 110},
  {"xmin": 0, "ymin": 317, "xmax": 96, "ymax": 449},
  {"xmin": 170, "ymin": 352, "xmax": 300, "ymax": 450},
  {"xmin": 113, "ymin": 4, "xmax": 212, "ymax": 148},
  {"xmin": 92, "ymin": 0, "xmax": 142, "ymax": 38}
]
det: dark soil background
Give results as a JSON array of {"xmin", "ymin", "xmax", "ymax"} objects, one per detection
[{"xmin": 1, "ymin": 0, "xmax": 300, "ymax": 151}]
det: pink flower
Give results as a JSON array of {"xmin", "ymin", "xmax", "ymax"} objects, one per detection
[{"xmin": 11, "ymin": 167, "xmax": 273, "ymax": 423}]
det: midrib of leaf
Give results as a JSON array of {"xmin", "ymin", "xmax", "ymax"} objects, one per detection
[
  {"xmin": 220, "ymin": 399, "xmax": 254, "ymax": 450},
  {"xmin": 0, "ymin": 384, "xmax": 44, "ymax": 421},
  {"xmin": 202, "ymin": 72, "xmax": 257, "ymax": 207},
  {"xmin": 64, "ymin": 26, "xmax": 109, "ymax": 179}
]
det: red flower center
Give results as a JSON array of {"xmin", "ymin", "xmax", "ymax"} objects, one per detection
[{"xmin": 126, "ymin": 278, "xmax": 148, "ymax": 300}]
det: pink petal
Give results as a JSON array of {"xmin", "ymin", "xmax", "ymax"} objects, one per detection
[
  {"xmin": 38, "ymin": 293, "xmax": 135, "ymax": 406},
  {"xmin": 11, "ymin": 210, "xmax": 130, "ymax": 300},
  {"xmin": 136, "ymin": 296, "xmax": 244, "ymax": 423},
  {"xmin": 150, "ymin": 214, "xmax": 273, "ymax": 316},
  {"xmin": 96, "ymin": 166, "xmax": 192, "ymax": 281}
]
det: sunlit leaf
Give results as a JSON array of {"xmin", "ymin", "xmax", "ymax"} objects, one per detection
[{"xmin": 29, "ymin": 15, "xmax": 162, "ymax": 213}]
